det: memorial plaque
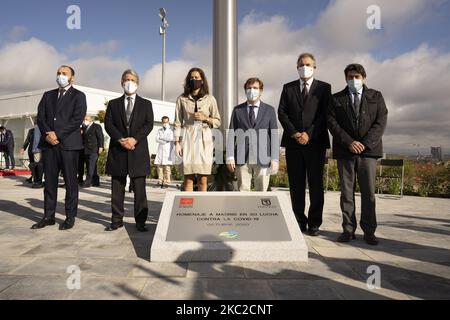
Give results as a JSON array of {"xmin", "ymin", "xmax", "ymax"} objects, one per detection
[
  {"xmin": 150, "ymin": 192, "xmax": 308, "ymax": 262},
  {"xmin": 166, "ymin": 195, "xmax": 291, "ymax": 242}
]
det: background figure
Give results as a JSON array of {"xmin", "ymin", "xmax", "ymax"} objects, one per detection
[
  {"xmin": 80, "ymin": 115, "xmax": 104, "ymax": 188},
  {"xmin": 32, "ymin": 65, "xmax": 87, "ymax": 231},
  {"xmin": 278, "ymin": 53, "xmax": 331, "ymax": 237},
  {"xmin": 21, "ymin": 124, "xmax": 44, "ymax": 188},
  {"xmin": 0, "ymin": 126, "xmax": 15, "ymax": 170},
  {"xmin": 155, "ymin": 116, "xmax": 174, "ymax": 189},
  {"xmin": 174, "ymin": 67, "xmax": 221, "ymax": 192},
  {"xmin": 327, "ymin": 63, "xmax": 388, "ymax": 246},
  {"xmin": 105, "ymin": 69, "xmax": 154, "ymax": 232},
  {"xmin": 227, "ymin": 77, "xmax": 279, "ymax": 191}
]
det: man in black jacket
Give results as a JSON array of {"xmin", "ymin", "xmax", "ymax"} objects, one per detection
[
  {"xmin": 104, "ymin": 69, "xmax": 154, "ymax": 232},
  {"xmin": 327, "ymin": 63, "xmax": 388, "ymax": 245},
  {"xmin": 0, "ymin": 126, "xmax": 15, "ymax": 170},
  {"xmin": 278, "ymin": 53, "xmax": 331, "ymax": 236},
  {"xmin": 80, "ymin": 115, "xmax": 104, "ymax": 188},
  {"xmin": 32, "ymin": 65, "xmax": 87, "ymax": 230},
  {"xmin": 21, "ymin": 125, "xmax": 44, "ymax": 187}
]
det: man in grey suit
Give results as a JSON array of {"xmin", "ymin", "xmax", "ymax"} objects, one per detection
[
  {"xmin": 226, "ymin": 78, "xmax": 279, "ymax": 191},
  {"xmin": 328, "ymin": 63, "xmax": 388, "ymax": 245}
]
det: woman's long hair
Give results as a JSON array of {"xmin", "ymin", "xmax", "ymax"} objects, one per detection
[{"xmin": 182, "ymin": 67, "xmax": 210, "ymax": 98}]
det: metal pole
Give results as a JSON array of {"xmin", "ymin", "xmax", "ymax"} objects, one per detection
[
  {"xmin": 161, "ymin": 31, "xmax": 166, "ymax": 101},
  {"xmin": 213, "ymin": 0, "xmax": 238, "ymax": 136}
]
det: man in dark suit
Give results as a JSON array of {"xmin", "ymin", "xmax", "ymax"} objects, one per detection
[
  {"xmin": 79, "ymin": 115, "xmax": 104, "ymax": 188},
  {"xmin": 328, "ymin": 63, "xmax": 388, "ymax": 245},
  {"xmin": 20, "ymin": 125, "xmax": 44, "ymax": 188},
  {"xmin": 32, "ymin": 65, "xmax": 87, "ymax": 230},
  {"xmin": 278, "ymin": 53, "xmax": 331, "ymax": 236},
  {"xmin": 0, "ymin": 126, "xmax": 15, "ymax": 170},
  {"xmin": 226, "ymin": 77, "xmax": 279, "ymax": 191},
  {"xmin": 104, "ymin": 69, "xmax": 154, "ymax": 232}
]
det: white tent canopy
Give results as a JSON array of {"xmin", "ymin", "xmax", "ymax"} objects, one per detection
[{"xmin": 0, "ymin": 85, "xmax": 176, "ymax": 161}]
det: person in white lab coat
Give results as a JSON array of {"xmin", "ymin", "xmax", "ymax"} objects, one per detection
[{"xmin": 154, "ymin": 116, "xmax": 175, "ymax": 188}]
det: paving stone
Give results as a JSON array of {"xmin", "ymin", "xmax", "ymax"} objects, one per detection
[
  {"xmin": 187, "ymin": 263, "xmax": 246, "ymax": 279},
  {"xmin": 205, "ymin": 279, "xmax": 275, "ymax": 300}
]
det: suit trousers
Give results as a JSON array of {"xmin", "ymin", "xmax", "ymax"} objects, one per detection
[
  {"xmin": 236, "ymin": 164, "xmax": 270, "ymax": 192},
  {"xmin": 83, "ymin": 153, "xmax": 99, "ymax": 184},
  {"xmin": 111, "ymin": 176, "xmax": 148, "ymax": 226},
  {"xmin": 42, "ymin": 146, "xmax": 79, "ymax": 219},
  {"xmin": 4, "ymin": 145, "xmax": 15, "ymax": 169},
  {"xmin": 157, "ymin": 165, "xmax": 172, "ymax": 183},
  {"xmin": 337, "ymin": 157, "xmax": 377, "ymax": 235},
  {"xmin": 286, "ymin": 144, "xmax": 326, "ymax": 229}
]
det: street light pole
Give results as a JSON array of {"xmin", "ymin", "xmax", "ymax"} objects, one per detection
[
  {"xmin": 159, "ymin": 8, "xmax": 169, "ymax": 102},
  {"xmin": 213, "ymin": 0, "xmax": 238, "ymax": 136}
]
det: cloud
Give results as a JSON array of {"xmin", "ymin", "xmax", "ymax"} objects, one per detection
[{"xmin": 0, "ymin": 38, "xmax": 130, "ymax": 95}]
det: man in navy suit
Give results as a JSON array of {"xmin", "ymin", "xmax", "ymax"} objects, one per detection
[
  {"xmin": 226, "ymin": 78, "xmax": 279, "ymax": 191},
  {"xmin": 278, "ymin": 53, "xmax": 332, "ymax": 236},
  {"xmin": 32, "ymin": 65, "xmax": 87, "ymax": 230},
  {"xmin": 104, "ymin": 69, "xmax": 154, "ymax": 232}
]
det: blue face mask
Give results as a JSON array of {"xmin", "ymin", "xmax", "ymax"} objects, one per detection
[{"xmin": 347, "ymin": 79, "xmax": 363, "ymax": 93}]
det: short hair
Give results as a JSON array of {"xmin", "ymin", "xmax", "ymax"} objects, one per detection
[
  {"xmin": 161, "ymin": 116, "xmax": 170, "ymax": 122},
  {"xmin": 0, "ymin": 126, "xmax": 5, "ymax": 130},
  {"xmin": 59, "ymin": 65, "xmax": 75, "ymax": 77},
  {"xmin": 183, "ymin": 67, "xmax": 210, "ymax": 98},
  {"xmin": 244, "ymin": 78, "xmax": 264, "ymax": 91},
  {"xmin": 121, "ymin": 69, "xmax": 140, "ymax": 84},
  {"xmin": 297, "ymin": 53, "xmax": 316, "ymax": 66},
  {"xmin": 344, "ymin": 64, "xmax": 367, "ymax": 78}
]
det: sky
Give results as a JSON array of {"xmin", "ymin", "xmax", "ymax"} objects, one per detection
[{"xmin": 0, "ymin": 0, "xmax": 449, "ymax": 155}]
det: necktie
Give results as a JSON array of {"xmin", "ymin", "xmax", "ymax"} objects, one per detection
[
  {"xmin": 58, "ymin": 88, "xmax": 66, "ymax": 100},
  {"xmin": 353, "ymin": 92, "xmax": 361, "ymax": 119},
  {"xmin": 302, "ymin": 82, "xmax": 309, "ymax": 103},
  {"xmin": 249, "ymin": 106, "xmax": 256, "ymax": 127},
  {"xmin": 126, "ymin": 97, "xmax": 133, "ymax": 124}
]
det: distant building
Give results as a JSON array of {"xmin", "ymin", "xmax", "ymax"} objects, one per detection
[{"xmin": 431, "ymin": 146, "xmax": 443, "ymax": 162}]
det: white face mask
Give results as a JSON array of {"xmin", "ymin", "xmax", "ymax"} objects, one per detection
[
  {"xmin": 123, "ymin": 81, "xmax": 138, "ymax": 95},
  {"xmin": 347, "ymin": 79, "xmax": 364, "ymax": 93},
  {"xmin": 298, "ymin": 66, "xmax": 314, "ymax": 79},
  {"xmin": 56, "ymin": 75, "xmax": 70, "ymax": 88},
  {"xmin": 163, "ymin": 123, "xmax": 170, "ymax": 129},
  {"xmin": 246, "ymin": 88, "xmax": 261, "ymax": 103},
  {"xmin": 83, "ymin": 120, "xmax": 91, "ymax": 127}
]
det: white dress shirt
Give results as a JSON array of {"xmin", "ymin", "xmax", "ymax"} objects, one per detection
[
  {"xmin": 300, "ymin": 78, "xmax": 314, "ymax": 94},
  {"xmin": 124, "ymin": 93, "xmax": 136, "ymax": 112}
]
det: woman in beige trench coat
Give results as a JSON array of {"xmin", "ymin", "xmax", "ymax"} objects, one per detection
[{"xmin": 174, "ymin": 67, "xmax": 221, "ymax": 192}]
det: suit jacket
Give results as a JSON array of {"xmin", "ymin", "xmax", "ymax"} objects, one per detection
[
  {"xmin": 105, "ymin": 95, "xmax": 154, "ymax": 177},
  {"xmin": 278, "ymin": 79, "xmax": 331, "ymax": 149},
  {"xmin": 83, "ymin": 123, "xmax": 104, "ymax": 154},
  {"xmin": 1, "ymin": 129, "xmax": 14, "ymax": 148},
  {"xmin": 327, "ymin": 85, "xmax": 388, "ymax": 159},
  {"xmin": 23, "ymin": 128, "xmax": 35, "ymax": 159},
  {"xmin": 227, "ymin": 102, "xmax": 279, "ymax": 167},
  {"xmin": 37, "ymin": 87, "xmax": 87, "ymax": 151}
]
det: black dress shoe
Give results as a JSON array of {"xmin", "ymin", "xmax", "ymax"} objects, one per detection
[
  {"xmin": 26, "ymin": 177, "xmax": 33, "ymax": 183},
  {"xmin": 105, "ymin": 223, "xmax": 124, "ymax": 232},
  {"xmin": 31, "ymin": 218, "xmax": 56, "ymax": 230},
  {"xmin": 136, "ymin": 225, "xmax": 148, "ymax": 232},
  {"xmin": 59, "ymin": 218, "xmax": 75, "ymax": 230},
  {"xmin": 308, "ymin": 227, "xmax": 320, "ymax": 237},
  {"xmin": 82, "ymin": 183, "xmax": 92, "ymax": 188},
  {"xmin": 364, "ymin": 234, "xmax": 379, "ymax": 246},
  {"xmin": 32, "ymin": 182, "xmax": 44, "ymax": 189},
  {"xmin": 337, "ymin": 232, "xmax": 356, "ymax": 243}
]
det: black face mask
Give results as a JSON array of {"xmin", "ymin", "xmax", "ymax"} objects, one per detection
[{"xmin": 190, "ymin": 79, "xmax": 203, "ymax": 91}]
